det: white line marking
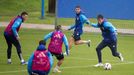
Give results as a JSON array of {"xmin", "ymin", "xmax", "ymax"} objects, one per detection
[
  {"xmin": 68, "ymin": 57, "xmax": 134, "ymax": 62},
  {"xmin": 61, "ymin": 61, "xmax": 134, "ymax": 69},
  {"xmin": 0, "ymin": 70, "xmax": 26, "ymax": 74}
]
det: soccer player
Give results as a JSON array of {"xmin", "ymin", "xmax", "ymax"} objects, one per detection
[
  {"xmin": 64, "ymin": 6, "xmax": 91, "ymax": 55},
  {"xmin": 44, "ymin": 25, "xmax": 69, "ymax": 73},
  {"xmin": 27, "ymin": 40, "xmax": 53, "ymax": 75},
  {"xmin": 4, "ymin": 11, "xmax": 28, "ymax": 65},
  {"xmin": 90, "ymin": 14, "xmax": 124, "ymax": 67}
]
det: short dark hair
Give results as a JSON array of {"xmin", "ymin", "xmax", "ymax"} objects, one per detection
[
  {"xmin": 75, "ymin": 5, "xmax": 81, "ymax": 9},
  {"xmin": 55, "ymin": 25, "xmax": 61, "ymax": 30},
  {"xmin": 39, "ymin": 40, "xmax": 46, "ymax": 46},
  {"xmin": 97, "ymin": 14, "xmax": 104, "ymax": 19},
  {"xmin": 21, "ymin": 11, "xmax": 28, "ymax": 16}
]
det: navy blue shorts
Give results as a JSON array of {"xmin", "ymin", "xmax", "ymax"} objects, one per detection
[
  {"xmin": 31, "ymin": 70, "xmax": 48, "ymax": 75},
  {"xmin": 72, "ymin": 32, "xmax": 81, "ymax": 41}
]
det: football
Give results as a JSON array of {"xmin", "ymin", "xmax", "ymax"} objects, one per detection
[{"xmin": 103, "ymin": 63, "xmax": 112, "ymax": 70}]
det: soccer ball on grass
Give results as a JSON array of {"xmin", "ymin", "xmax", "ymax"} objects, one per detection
[{"xmin": 103, "ymin": 63, "xmax": 112, "ymax": 70}]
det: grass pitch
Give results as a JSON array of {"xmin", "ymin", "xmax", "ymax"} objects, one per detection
[{"xmin": 0, "ymin": 28, "xmax": 134, "ymax": 75}]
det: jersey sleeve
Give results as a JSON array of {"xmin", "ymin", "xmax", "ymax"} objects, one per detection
[
  {"xmin": 68, "ymin": 24, "xmax": 76, "ymax": 30},
  {"xmin": 27, "ymin": 53, "xmax": 34, "ymax": 75},
  {"xmin": 11, "ymin": 18, "xmax": 22, "ymax": 37},
  {"xmin": 46, "ymin": 51, "xmax": 53, "ymax": 73},
  {"xmin": 44, "ymin": 32, "xmax": 53, "ymax": 41},
  {"xmin": 104, "ymin": 22, "xmax": 117, "ymax": 32},
  {"xmin": 80, "ymin": 14, "xmax": 90, "ymax": 25},
  {"xmin": 91, "ymin": 23, "xmax": 99, "ymax": 28},
  {"xmin": 62, "ymin": 35, "xmax": 69, "ymax": 55},
  {"xmin": 47, "ymin": 51, "xmax": 53, "ymax": 68}
]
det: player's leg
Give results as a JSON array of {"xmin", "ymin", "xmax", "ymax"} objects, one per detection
[
  {"xmin": 54, "ymin": 59, "xmax": 64, "ymax": 72},
  {"xmin": 4, "ymin": 34, "xmax": 12, "ymax": 64},
  {"xmin": 74, "ymin": 34, "xmax": 91, "ymax": 47},
  {"xmin": 75, "ymin": 40, "xmax": 91, "ymax": 46},
  {"xmin": 69, "ymin": 36, "xmax": 74, "ymax": 49},
  {"xmin": 11, "ymin": 36, "xmax": 26, "ymax": 64},
  {"xmin": 64, "ymin": 34, "xmax": 90, "ymax": 55},
  {"xmin": 94, "ymin": 40, "xmax": 107, "ymax": 67},
  {"xmin": 53, "ymin": 53, "xmax": 64, "ymax": 73},
  {"xmin": 108, "ymin": 41, "xmax": 124, "ymax": 61},
  {"xmin": 6, "ymin": 41, "xmax": 12, "ymax": 64}
]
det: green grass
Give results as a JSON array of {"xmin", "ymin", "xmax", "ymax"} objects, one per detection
[
  {"xmin": 0, "ymin": 0, "xmax": 48, "ymax": 15},
  {"xmin": 0, "ymin": 0, "xmax": 134, "ymax": 29},
  {"xmin": 0, "ymin": 28, "xmax": 134, "ymax": 75}
]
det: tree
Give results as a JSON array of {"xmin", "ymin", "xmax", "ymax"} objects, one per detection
[{"xmin": 48, "ymin": 0, "xmax": 56, "ymax": 13}]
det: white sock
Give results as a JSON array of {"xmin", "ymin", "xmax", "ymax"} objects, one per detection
[
  {"xmin": 55, "ymin": 65, "xmax": 60, "ymax": 69},
  {"xmin": 8, "ymin": 59, "xmax": 11, "ymax": 62},
  {"xmin": 83, "ymin": 41, "xmax": 89, "ymax": 44},
  {"xmin": 19, "ymin": 53, "xmax": 24, "ymax": 62},
  {"xmin": 21, "ymin": 59, "xmax": 24, "ymax": 63}
]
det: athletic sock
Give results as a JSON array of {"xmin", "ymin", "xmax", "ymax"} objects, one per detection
[
  {"xmin": 21, "ymin": 59, "xmax": 25, "ymax": 63},
  {"xmin": 55, "ymin": 65, "xmax": 60, "ymax": 69},
  {"xmin": 8, "ymin": 59, "xmax": 11, "ymax": 62},
  {"xmin": 19, "ymin": 53, "xmax": 24, "ymax": 62},
  {"xmin": 82, "ymin": 41, "xmax": 89, "ymax": 44},
  {"xmin": 85, "ymin": 40, "xmax": 91, "ymax": 44}
]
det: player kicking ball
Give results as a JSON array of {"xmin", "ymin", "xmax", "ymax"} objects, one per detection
[
  {"xmin": 64, "ymin": 6, "xmax": 91, "ymax": 55},
  {"xmin": 90, "ymin": 14, "xmax": 124, "ymax": 67},
  {"xmin": 44, "ymin": 25, "xmax": 69, "ymax": 73},
  {"xmin": 27, "ymin": 40, "xmax": 53, "ymax": 75}
]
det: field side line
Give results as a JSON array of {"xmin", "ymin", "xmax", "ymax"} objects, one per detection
[
  {"xmin": 61, "ymin": 61, "xmax": 134, "ymax": 69},
  {"xmin": 68, "ymin": 57, "xmax": 134, "ymax": 62},
  {"xmin": 0, "ymin": 61, "xmax": 134, "ymax": 74},
  {"xmin": 61, "ymin": 65, "xmax": 92, "ymax": 69},
  {"xmin": 113, "ymin": 61, "xmax": 134, "ymax": 65},
  {"xmin": 0, "ymin": 70, "xmax": 26, "ymax": 74}
]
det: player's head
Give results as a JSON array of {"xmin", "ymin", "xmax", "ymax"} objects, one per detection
[
  {"xmin": 21, "ymin": 11, "xmax": 28, "ymax": 21},
  {"xmin": 37, "ymin": 40, "xmax": 46, "ymax": 51},
  {"xmin": 55, "ymin": 25, "xmax": 62, "ymax": 30},
  {"xmin": 75, "ymin": 5, "xmax": 81, "ymax": 14},
  {"xmin": 97, "ymin": 14, "xmax": 104, "ymax": 24},
  {"xmin": 39, "ymin": 40, "xmax": 46, "ymax": 46}
]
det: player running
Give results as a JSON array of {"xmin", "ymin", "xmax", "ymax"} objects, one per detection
[
  {"xmin": 90, "ymin": 14, "xmax": 124, "ymax": 67},
  {"xmin": 27, "ymin": 40, "xmax": 53, "ymax": 75},
  {"xmin": 44, "ymin": 25, "xmax": 69, "ymax": 73},
  {"xmin": 64, "ymin": 6, "xmax": 91, "ymax": 55},
  {"xmin": 4, "ymin": 11, "xmax": 28, "ymax": 65}
]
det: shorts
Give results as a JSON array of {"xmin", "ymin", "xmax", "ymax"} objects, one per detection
[
  {"xmin": 51, "ymin": 52, "xmax": 64, "ymax": 60},
  {"xmin": 32, "ymin": 70, "xmax": 48, "ymax": 75},
  {"xmin": 72, "ymin": 32, "xmax": 81, "ymax": 41}
]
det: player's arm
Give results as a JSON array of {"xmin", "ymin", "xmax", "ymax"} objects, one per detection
[
  {"xmin": 68, "ymin": 24, "xmax": 76, "ymax": 30},
  {"xmin": 12, "ymin": 18, "xmax": 22, "ymax": 38},
  {"xmin": 80, "ymin": 14, "xmax": 90, "ymax": 25},
  {"xmin": 27, "ymin": 53, "xmax": 34, "ymax": 75},
  {"xmin": 90, "ymin": 23, "xmax": 99, "ymax": 28},
  {"xmin": 80, "ymin": 15, "xmax": 101, "ymax": 28},
  {"xmin": 44, "ymin": 32, "xmax": 53, "ymax": 42},
  {"xmin": 46, "ymin": 51, "xmax": 54, "ymax": 73},
  {"xmin": 62, "ymin": 35, "xmax": 69, "ymax": 56}
]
